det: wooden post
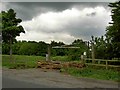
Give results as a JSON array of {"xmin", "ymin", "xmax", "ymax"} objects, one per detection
[
  {"xmin": 48, "ymin": 45, "xmax": 51, "ymax": 61},
  {"xmin": 91, "ymin": 36, "xmax": 95, "ymax": 64},
  {"xmin": 46, "ymin": 54, "xmax": 48, "ymax": 61},
  {"xmin": 88, "ymin": 41, "xmax": 90, "ymax": 58},
  {"xmin": 106, "ymin": 60, "xmax": 108, "ymax": 69},
  {"xmin": 9, "ymin": 38, "xmax": 13, "ymax": 64},
  {"xmin": 91, "ymin": 42, "xmax": 95, "ymax": 63},
  {"xmin": 98, "ymin": 60, "xmax": 100, "ymax": 64},
  {"xmin": 81, "ymin": 55, "xmax": 84, "ymax": 64}
]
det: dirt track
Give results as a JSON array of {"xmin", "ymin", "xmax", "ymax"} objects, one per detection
[{"xmin": 2, "ymin": 68, "xmax": 120, "ymax": 88}]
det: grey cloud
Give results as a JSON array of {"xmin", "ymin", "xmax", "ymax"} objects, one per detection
[
  {"xmin": 63, "ymin": 25, "xmax": 105, "ymax": 41},
  {"xmin": 86, "ymin": 12, "xmax": 96, "ymax": 17},
  {"xmin": 3, "ymin": 2, "xmax": 109, "ymax": 21},
  {"xmin": 2, "ymin": 2, "xmax": 111, "ymax": 43}
]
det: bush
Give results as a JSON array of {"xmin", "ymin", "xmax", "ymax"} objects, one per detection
[{"xmin": 68, "ymin": 54, "xmax": 80, "ymax": 61}]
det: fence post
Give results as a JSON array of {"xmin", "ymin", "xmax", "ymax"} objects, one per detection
[
  {"xmin": 46, "ymin": 54, "xmax": 48, "ymax": 61},
  {"xmin": 98, "ymin": 60, "xmax": 100, "ymax": 65},
  {"xmin": 48, "ymin": 45, "xmax": 51, "ymax": 61},
  {"xmin": 91, "ymin": 36, "xmax": 95, "ymax": 64},
  {"xmin": 106, "ymin": 60, "xmax": 108, "ymax": 69},
  {"xmin": 81, "ymin": 55, "xmax": 85, "ymax": 64}
]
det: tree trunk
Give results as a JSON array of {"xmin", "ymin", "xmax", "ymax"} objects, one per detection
[{"xmin": 9, "ymin": 38, "xmax": 13, "ymax": 63}]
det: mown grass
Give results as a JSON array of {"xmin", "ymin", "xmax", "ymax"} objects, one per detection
[
  {"xmin": 51, "ymin": 56, "xmax": 69, "ymax": 61},
  {"xmin": 2, "ymin": 55, "xmax": 45, "ymax": 69},
  {"xmin": 2, "ymin": 55, "xmax": 73, "ymax": 68},
  {"xmin": 51, "ymin": 56, "xmax": 82, "ymax": 62}
]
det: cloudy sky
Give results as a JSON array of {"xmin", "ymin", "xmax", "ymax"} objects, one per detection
[{"xmin": 1, "ymin": 2, "xmax": 113, "ymax": 44}]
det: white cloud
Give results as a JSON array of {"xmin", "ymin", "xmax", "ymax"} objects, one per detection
[
  {"xmin": 17, "ymin": 31, "xmax": 75, "ymax": 44},
  {"xmin": 17, "ymin": 6, "xmax": 111, "ymax": 44}
]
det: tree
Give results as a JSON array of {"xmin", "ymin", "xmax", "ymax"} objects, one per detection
[
  {"xmin": 1, "ymin": 9, "xmax": 25, "ymax": 61},
  {"xmin": 51, "ymin": 41, "xmax": 66, "ymax": 56},
  {"xmin": 72, "ymin": 39, "xmax": 88, "ymax": 55},
  {"xmin": 94, "ymin": 36, "xmax": 108, "ymax": 59},
  {"xmin": 70, "ymin": 39, "xmax": 88, "ymax": 60},
  {"xmin": 18, "ymin": 42, "xmax": 37, "ymax": 55},
  {"xmin": 106, "ymin": 1, "xmax": 120, "ymax": 59}
]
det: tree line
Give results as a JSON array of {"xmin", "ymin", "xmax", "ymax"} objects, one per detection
[{"xmin": 2, "ymin": 39, "xmax": 88, "ymax": 60}]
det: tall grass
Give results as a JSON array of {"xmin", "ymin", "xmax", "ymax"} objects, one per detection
[{"xmin": 61, "ymin": 67, "xmax": 120, "ymax": 81}]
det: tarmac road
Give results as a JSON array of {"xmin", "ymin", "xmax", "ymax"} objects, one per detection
[
  {"xmin": 2, "ymin": 68, "xmax": 120, "ymax": 88},
  {"xmin": 2, "ymin": 76, "xmax": 52, "ymax": 88}
]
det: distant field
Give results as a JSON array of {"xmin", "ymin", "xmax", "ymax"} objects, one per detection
[
  {"xmin": 2, "ymin": 55, "xmax": 45, "ymax": 68},
  {"xmin": 2, "ymin": 55, "xmax": 70, "ymax": 68}
]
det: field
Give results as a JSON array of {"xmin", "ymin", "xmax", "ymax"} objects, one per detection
[
  {"xmin": 2, "ymin": 55, "xmax": 120, "ymax": 81},
  {"xmin": 2, "ymin": 55, "xmax": 45, "ymax": 68}
]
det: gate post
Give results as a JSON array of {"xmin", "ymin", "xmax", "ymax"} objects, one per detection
[
  {"xmin": 48, "ymin": 45, "xmax": 51, "ymax": 61},
  {"xmin": 106, "ymin": 60, "xmax": 108, "ymax": 69},
  {"xmin": 81, "ymin": 55, "xmax": 84, "ymax": 64}
]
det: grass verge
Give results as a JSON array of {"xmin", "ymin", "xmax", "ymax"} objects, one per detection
[{"xmin": 60, "ymin": 66, "xmax": 120, "ymax": 81}]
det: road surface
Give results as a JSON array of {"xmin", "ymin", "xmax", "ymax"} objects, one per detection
[
  {"xmin": 2, "ymin": 68, "xmax": 120, "ymax": 88},
  {"xmin": 2, "ymin": 76, "xmax": 52, "ymax": 88}
]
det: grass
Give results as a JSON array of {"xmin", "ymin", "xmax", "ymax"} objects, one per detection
[
  {"xmin": 60, "ymin": 66, "xmax": 120, "ymax": 81},
  {"xmin": 2, "ymin": 55, "xmax": 74, "ymax": 68},
  {"xmin": 2, "ymin": 55, "xmax": 120, "ymax": 81},
  {"xmin": 51, "ymin": 56, "xmax": 69, "ymax": 61},
  {"xmin": 2, "ymin": 55, "xmax": 45, "ymax": 69},
  {"xmin": 51, "ymin": 56, "xmax": 81, "ymax": 62}
]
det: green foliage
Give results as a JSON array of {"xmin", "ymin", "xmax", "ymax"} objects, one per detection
[
  {"xmin": 37, "ymin": 41, "xmax": 48, "ymax": 56},
  {"xmin": 18, "ymin": 42, "xmax": 39, "ymax": 55},
  {"xmin": 51, "ymin": 41, "xmax": 66, "ymax": 56},
  {"xmin": 70, "ymin": 39, "xmax": 88, "ymax": 60},
  {"xmin": 2, "ymin": 38, "xmax": 88, "ymax": 61},
  {"xmin": 61, "ymin": 67, "xmax": 119, "ymax": 81},
  {"xmin": 51, "ymin": 41, "xmax": 65, "ymax": 46},
  {"xmin": 51, "ymin": 39, "xmax": 88, "ymax": 60},
  {"xmin": 2, "ymin": 43, "xmax": 10, "ymax": 55},
  {"xmin": 106, "ymin": 1, "xmax": 120, "ymax": 58},
  {"xmin": 12, "ymin": 41, "xmax": 23, "ymax": 54},
  {"xmin": 2, "ymin": 41, "xmax": 48, "ymax": 56},
  {"xmin": 1, "ymin": 9, "xmax": 25, "ymax": 43},
  {"xmin": 1, "ymin": 8, "xmax": 25, "ymax": 60},
  {"xmin": 68, "ymin": 55, "xmax": 80, "ymax": 61},
  {"xmin": 94, "ymin": 36, "xmax": 108, "ymax": 59}
]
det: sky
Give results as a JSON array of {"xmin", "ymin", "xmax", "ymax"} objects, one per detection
[{"xmin": 1, "ymin": 2, "xmax": 114, "ymax": 44}]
